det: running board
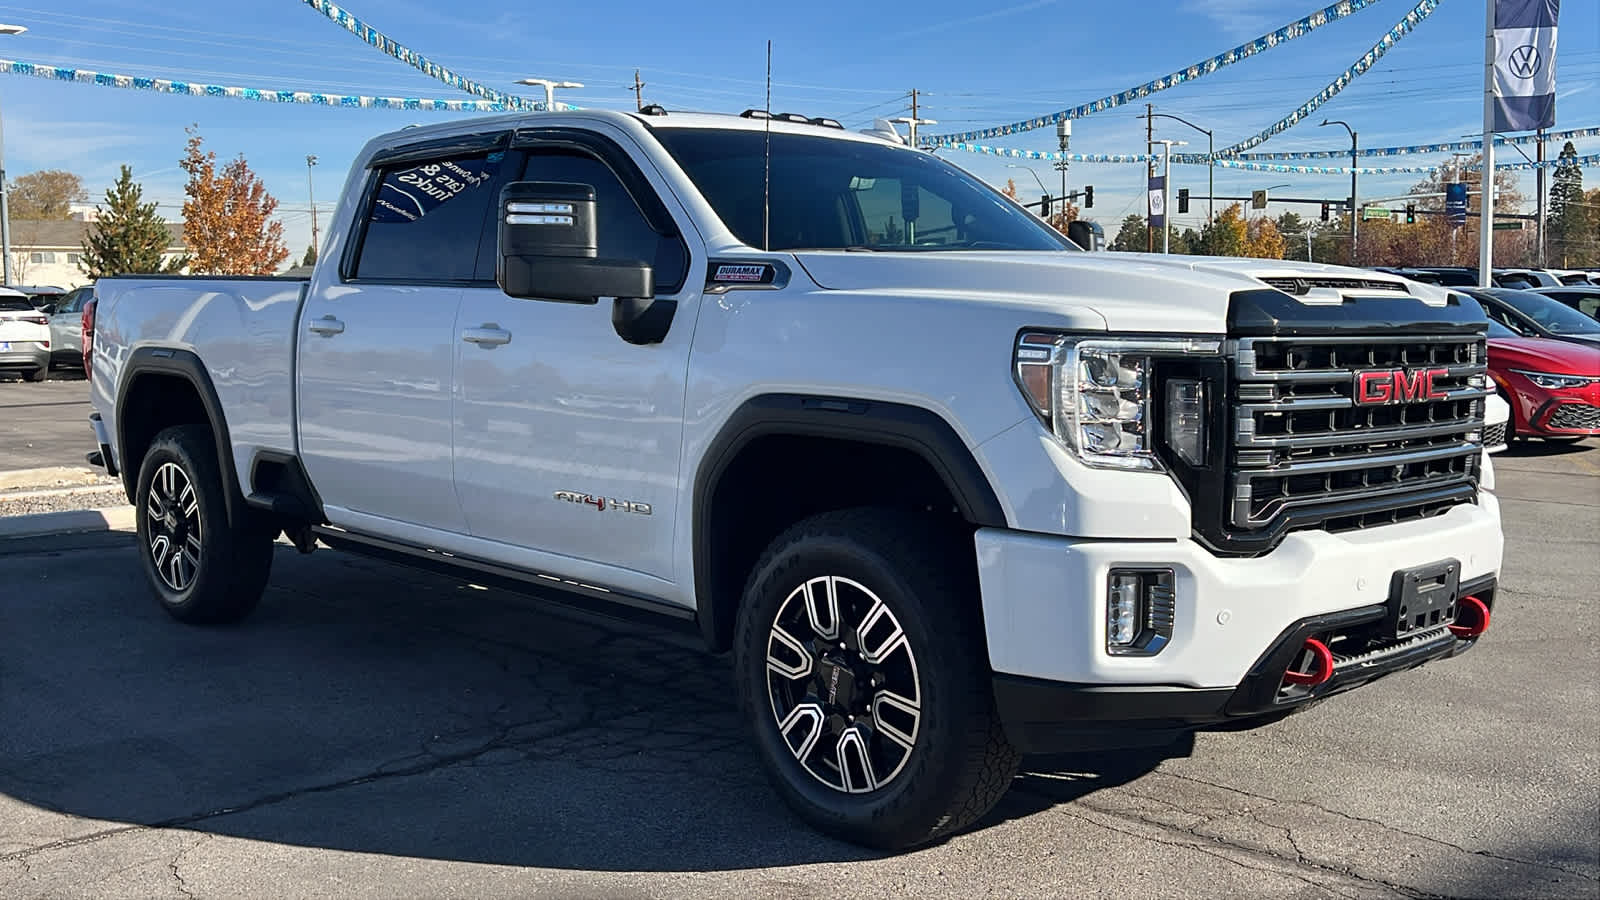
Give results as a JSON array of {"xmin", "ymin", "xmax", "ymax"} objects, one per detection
[{"xmin": 310, "ymin": 525, "xmax": 697, "ymax": 632}]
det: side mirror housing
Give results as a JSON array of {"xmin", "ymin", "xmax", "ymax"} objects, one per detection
[{"xmin": 497, "ymin": 181, "xmax": 653, "ymax": 304}]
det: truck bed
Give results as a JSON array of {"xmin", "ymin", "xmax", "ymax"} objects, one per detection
[{"xmin": 90, "ymin": 275, "xmax": 311, "ymax": 487}]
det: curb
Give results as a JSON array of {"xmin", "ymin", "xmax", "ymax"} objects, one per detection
[
  {"xmin": 0, "ymin": 466, "xmax": 108, "ymax": 492},
  {"xmin": 0, "ymin": 506, "xmax": 136, "ymax": 540}
]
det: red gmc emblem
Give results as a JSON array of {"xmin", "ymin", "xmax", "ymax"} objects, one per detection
[{"xmin": 1355, "ymin": 367, "xmax": 1450, "ymax": 405}]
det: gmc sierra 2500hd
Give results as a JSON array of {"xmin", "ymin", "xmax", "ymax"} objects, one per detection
[{"xmin": 85, "ymin": 108, "xmax": 1503, "ymax": 850}]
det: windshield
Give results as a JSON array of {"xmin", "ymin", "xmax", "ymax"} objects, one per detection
[
  {"xmin": 1494, "ymin": 289, "xmax": 1600, "ymax": 335},
  {"xmin": 651, "ymin": 128, "xmax": 1073, "ymax": 252}
]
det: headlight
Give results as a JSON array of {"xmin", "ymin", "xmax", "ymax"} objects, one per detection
[
  {"xmin": 1509, "ymin": 369, "xmax": 1597, "ymax": 390},
  {"xmin": 1015, "ymin": 333, "xmax": 1222, "ymax": 470}
]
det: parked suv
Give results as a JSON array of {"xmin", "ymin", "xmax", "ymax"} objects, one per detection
[{"xmin": 0, "ymin": 287, "xmax": 50, "ymax": 381}]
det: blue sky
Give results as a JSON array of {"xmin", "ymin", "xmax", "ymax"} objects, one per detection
[{"xmin": 1, "ymin": 0, "xmax": 1596, "ymax": 256}]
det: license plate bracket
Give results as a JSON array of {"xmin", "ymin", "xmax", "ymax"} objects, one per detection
[{"xmin": 1388, "ymin": 559, "xmax": 1461, "ymax": 640}]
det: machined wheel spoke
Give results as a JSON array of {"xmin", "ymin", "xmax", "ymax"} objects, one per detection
[
  {"xmin": 777, "ymin": 702, "xmax": 826, "ymax": 761},
  {"xmin": 147, "ymin": 491, "xmax": 167, "ymax": 520},
  {"xmin": 150, "ymin": 534, "xmax": 172, "ymax": 570},
  {"xmin": 871, "ymin": 689, "xmax": 921, "ymax": 752},
  {"xmin": 835, "ymin": 727, "xmax": 879, "ymax": 793},
  {"xmin": 856, "ymin": 597, "xmax": 908, "ymax": 665},
  {"xmin": 767, "ymin": 624, "xmax": 815, "ymax": 680},
  {"xmin": 167, "ymin": 546, "xmax": 190, "ymax": 589},
  {"xmin": 184, "ymin": 533, "xmax": 203, "ymax": 561},
  {"xmin": 179, "ymin": 481, "xmax": 198, "ymax": 519},
  {"xmin": 802, "ymin": 577, "xmax": 841, "ymax": 641},
  {"xmin": 160, "ymin": 463, "xmax": 178, "ymax": 502}
]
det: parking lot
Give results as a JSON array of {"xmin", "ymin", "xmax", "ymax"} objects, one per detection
[{"xmin": 1, "ymin": 381, "xmax": 1597, "ymax": 898}]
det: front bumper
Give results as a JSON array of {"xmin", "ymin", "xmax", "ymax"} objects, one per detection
[
  {"xmin": 975, "ymin": 493, "xmax": 1503, "ymax": 752},
  {"xmin": 993, "ymin": 582, "xmax": 1492, "ymax": 754}
]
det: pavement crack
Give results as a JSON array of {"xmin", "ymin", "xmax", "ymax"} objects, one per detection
[
  {"xmin": 168, "ymin": 834, "xmax": 208, "ymax": 900},
  {"xmin": 1163, "ymin": 771, "xmax": 1600, "ymax": 882},
  {"xmin": 0, "ymin": 825, "xmax": 148, "ymax": 864}
]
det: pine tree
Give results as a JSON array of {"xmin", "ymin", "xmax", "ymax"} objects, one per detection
[
  {"xmin": 1547, "ymin": 141, "xmax": 1591, "ymax": 267},
  {"xmin": 79, "ymin": 165, "xmax": 182, "ymax": 278},
  {"xmin": 1109, "ymin": 214, "xmax": 1149, "ymax": 252},
  {"xmin": 301, "ymin": 245, "xmax": 318, "ymax": 267}
]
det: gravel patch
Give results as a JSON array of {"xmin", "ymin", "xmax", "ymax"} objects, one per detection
[{"xmin": 0, "ymin": 487, "xmax": 130, "ymax": 518}]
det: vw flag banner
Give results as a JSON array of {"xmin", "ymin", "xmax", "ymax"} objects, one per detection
[
  {"xmin": 1149, "ymin": 175, "xmax": 1166, "ymax": 229},
  {"xmin": 1492, "ymin": 0, "xmax": 1559, "ymax": 132}
]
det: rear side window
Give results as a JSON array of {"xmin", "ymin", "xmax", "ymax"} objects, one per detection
[
  {"xmin": 354, "ymin": 151, "xmax": 507, "ymax": 281},
  {"xmin": 0, "ymin": 298, "xmax": 32, "ymax": 312}
]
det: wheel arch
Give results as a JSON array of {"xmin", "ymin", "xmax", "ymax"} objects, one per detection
[
  {"xmin": 692, "ymin": 393, "xmax": 1008, "ymax": 652},
  {"xmin": 115, "ymin": 347, "xmax": 249, "ymax": 529}
]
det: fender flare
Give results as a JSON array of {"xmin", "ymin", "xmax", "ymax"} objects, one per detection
[
  {"xmin": 115, "ymin": 347, "xmax": 250, "ymax": 529},
  {"xmin": 691, "ymin": 393, "xmax": 1008, "ymax": 649}
]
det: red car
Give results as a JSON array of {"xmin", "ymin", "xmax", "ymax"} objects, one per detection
[{"xmin": 1487, "ymin": 319, "xmax": 1600, "ymax": 442}]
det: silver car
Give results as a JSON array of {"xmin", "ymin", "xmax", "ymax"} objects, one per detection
[{"xmin": 45, "ymin": 285, "xmax": 94, "ymax": 369}]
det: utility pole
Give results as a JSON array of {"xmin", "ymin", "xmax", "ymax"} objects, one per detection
[
  {"xmin": 630, "ymin": 69, "xmax": 646, "ymax": 111},
  {"xmin": 1536, "ymin": 129, "xmax": 1546, "ymax": 267},
  {"xmin": 0, "ymin": 23, "xmax": 27, "ymax": 286},
  {"xmin": 890, "ymin": 90, "xmax": 936, "ymax": 149},
  {"xmin": 306, "ymin": 155, "xmax": 319, "ymax": 252},
  {"xmin": 1478, "ymin": 0, "xmax": 1495, "ymax": 287},
  {"xmin": 1146, "ymin": 102, "xmax": 1154, "ymax": 253}
]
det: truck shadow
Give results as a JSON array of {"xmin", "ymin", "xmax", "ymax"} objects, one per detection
[{"xmin": 0, "ymin": 535, "xmax": 1174, "ymax": 872}]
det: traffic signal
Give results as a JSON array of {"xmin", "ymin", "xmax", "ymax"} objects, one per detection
[
  {"xmin": 1041, "ymin": 194, "xmax": 1052, "ymax": 216},
  {"xmin": 1177, "ymin": 188, "xmax": 1190, "ymax": 214},
  {"xmin": 1405, "ymin": 203, "xmax": 1416, "ymax": 224},
  {"xmin": 1321, "ymin": 201, "xmax": 1330, "ymax": 222},
  {"xmin": 1084, "ymin": 185, "xmax": 1094, "ymax": 208}
]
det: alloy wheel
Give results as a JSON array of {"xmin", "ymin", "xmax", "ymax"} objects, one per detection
[
  {"xmin": 765, "ymin": 575, "xmax": 922, "ymax": 794},
  {"xmin": 146, "ymin": 461, "xmax": 202, "ymax": 592}
]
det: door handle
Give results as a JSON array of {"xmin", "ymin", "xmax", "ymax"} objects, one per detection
[
  {"xmin": 308, "ymin": 315, "xmax": 345, "ymax": 336},
  {"xmin": 462, "ymin": 326, "xmax": 512, "ymax": 347}
]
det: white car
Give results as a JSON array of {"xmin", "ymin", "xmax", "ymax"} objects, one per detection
[
  {"xmin": 84, "ymin": 108, "xmax": 1505, "ymax": 850},
  {"xmin": 0, "ymin": 287, "xmax": 50, "ymax": 382}
]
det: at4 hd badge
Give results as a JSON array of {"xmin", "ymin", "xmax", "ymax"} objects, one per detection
[{"xmin": 553, "ymin": 490, "xmax": 652, "ymax": 515}]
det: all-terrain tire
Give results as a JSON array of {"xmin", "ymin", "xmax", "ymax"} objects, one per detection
[
  {"xmin": 733, "ymin": 508, "xmax": 1020, "ymax": 850},
  {"xmin": 134, "ymin": 424, "xmax": 275, "ymax": 624}
]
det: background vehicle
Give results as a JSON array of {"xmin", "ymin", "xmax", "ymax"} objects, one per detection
[
  {"xmin": 8, "ymin": 284, "xmax": 70, "ymax": 310},
  {"xmin": 83, "ymin": 108, "xmax": 1504, "ymax": 851},
  {"xmin": 1530, "ymin": 285, "xmax": 1600, "ymax": 322},
  {"xmin": 43, "ymin": 285, "xmax": 94, "ymax": 369},
  {"xmin": 1492, "ymin": 269, "xmax": 1562, "ymax": 289},
  {"xmin": 0, "ymin": 287, "xmax": 51, "ymax": 382},
  {"xmin": 1464, "ymin": 287, "xmax": 1600, "ymax": 348},
  {"xmin": 1484, "ymin": 392, "xmax": 1511, "ymax": 453},
  {"xmin": 1486, "ymin": 319, "xmax": 1600, "ymax": 443}
]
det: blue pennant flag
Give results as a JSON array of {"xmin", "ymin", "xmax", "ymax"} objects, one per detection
[{"xmin": 1492, "ymin": 0, "xmax": 1559, "ymax": 132}]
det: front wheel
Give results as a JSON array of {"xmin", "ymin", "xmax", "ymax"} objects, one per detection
[
  {"xmin": 734, "ymin": 509, "xmax": 1019, "ymax": 850},
  {"xmin": 134, "ymin": 424, "xmax": 275, "ymax": 624}
]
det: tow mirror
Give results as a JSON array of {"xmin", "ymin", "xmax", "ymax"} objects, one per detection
[{"xmin": 497, "ymin": 181, "xmax": 653, "ymax": 304}]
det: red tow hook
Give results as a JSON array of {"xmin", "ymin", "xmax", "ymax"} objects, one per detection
[
  {"xmin": 1283, "ymin": 638, "xmax": 1335, "ymax": 687},
  {"xmin": 1448, "ymin": 595, "xmax": 1491, "ymax": 639}
]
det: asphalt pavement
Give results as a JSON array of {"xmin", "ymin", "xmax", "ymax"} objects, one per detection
[
  {"xmin": 0, "ymin": 375, "xmax": 93, "ymax": 473},
  {"xmin": 1, "ymin": 430, "xmax": 1597, "ymax": 897}
]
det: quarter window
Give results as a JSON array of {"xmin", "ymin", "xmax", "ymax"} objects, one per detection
[{"xmin": 354, "ymin": 151, "xmax": 507, "ymax": 281}]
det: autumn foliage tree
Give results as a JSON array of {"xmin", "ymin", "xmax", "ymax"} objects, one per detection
[
  {"xmin": 7, "ymin": 169, "xmax": 88, "ymax": 220},
  {"xmin": 179, "ymin": 127, "xmax": 290, "ymax": 275}
]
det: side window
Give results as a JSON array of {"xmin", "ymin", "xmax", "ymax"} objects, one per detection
[
  {"xmin": 353, "ymin": 150, "xmax": 507, "ymax": 281},
  {"xmin": 1483, "ymin": 302, "xmax": 1531, "ymax": 335},
  {"xmin": 521, "ymin": 151, "xmax": 688, "ymax": 294}
]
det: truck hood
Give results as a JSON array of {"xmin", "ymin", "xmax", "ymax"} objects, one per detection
[{"xmin": 790, "ymin": 250, "xmax": 1450, "ymax": 334}]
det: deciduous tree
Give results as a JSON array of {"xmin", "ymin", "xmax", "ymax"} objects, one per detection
[
  {"xmin": 80, "ymin": 165, "xmax": 186, "ymax": 278},
  {"xmin": 6, "ymin": 169, "xmax": 87, "ymax": 220},
  {"xmin": 179, "ymin": 127, "xmax": 290, "ymax": 275}
]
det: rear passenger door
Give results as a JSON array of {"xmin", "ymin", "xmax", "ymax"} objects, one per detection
[{"xmin": 297, "ymin": 134, "xmax": 513, "ymax": 535}]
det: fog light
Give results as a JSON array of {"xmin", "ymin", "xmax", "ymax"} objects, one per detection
[{"xmin": 1106, "ymin": 568, "xmax": 1176, "ymax": 656}]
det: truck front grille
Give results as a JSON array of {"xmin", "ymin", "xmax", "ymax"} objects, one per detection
[{"xmin": 1228, "ymin": 334, "xmax": 1488, "ymax": 535}]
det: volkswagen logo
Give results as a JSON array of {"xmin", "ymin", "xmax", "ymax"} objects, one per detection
[{"xmin": 1509, "ymin": 44, "xmax": 1542, "ymax": 79}]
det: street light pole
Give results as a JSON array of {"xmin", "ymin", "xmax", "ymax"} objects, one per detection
[
  {"xmin": 1139, "ymin": 110, "xmax": 1214, "ymax": 224},
  {"xmin": 1153, "ymin": 140, "xmax": 1186, "ymax": 253},
  {"xmin": 0, "ymin": 23, "xmax": 27, "ymax": 286},
  {"xmin": 1005, "ymin": 164, "xmax": 1049, "ymax": 197},
  {"xmin": 305, "ymin": 155, "xmax": 319, "ymax": 252},
  {"xmin": 1321, "ymin": 119, "xmax": 1358, "ymax": 264},
  {"xmin": 515, "ymin": 77, "xmax": 584, "ymax": 111}
]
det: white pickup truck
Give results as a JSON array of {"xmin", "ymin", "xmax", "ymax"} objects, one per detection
[{"xmin": 85, "ymin": 108, "xmax": 1504, "ymax": 849}]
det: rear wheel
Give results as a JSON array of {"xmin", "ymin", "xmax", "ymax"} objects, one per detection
[
  {"xmin": 135, "ymin": 424, "xmax": 275, "ymax": 624},
  {"xmin": 734, "ymin": 508, "xmax": 1019, "ymax": 850},
  {"xmin": 24, "ymin": 367, "xmax": 46, "ymax": 382}
]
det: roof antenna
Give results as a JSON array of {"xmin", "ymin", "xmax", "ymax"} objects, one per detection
[{"xmin": 763, "ymin": 39, "xmax": 772, "ymax": 252}]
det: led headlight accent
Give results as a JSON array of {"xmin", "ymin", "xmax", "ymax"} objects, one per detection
[
  {"xmin": 1015, "ymin": 334, "xmax": 1222, "ymax": 471},
  {"xmin": 1509, "ymin": 369, "xmax": 1598, "ymax": 390},
  {"xmin": 1165, "ymin": 378, "xmax": 1207, "ymax": 467}
]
